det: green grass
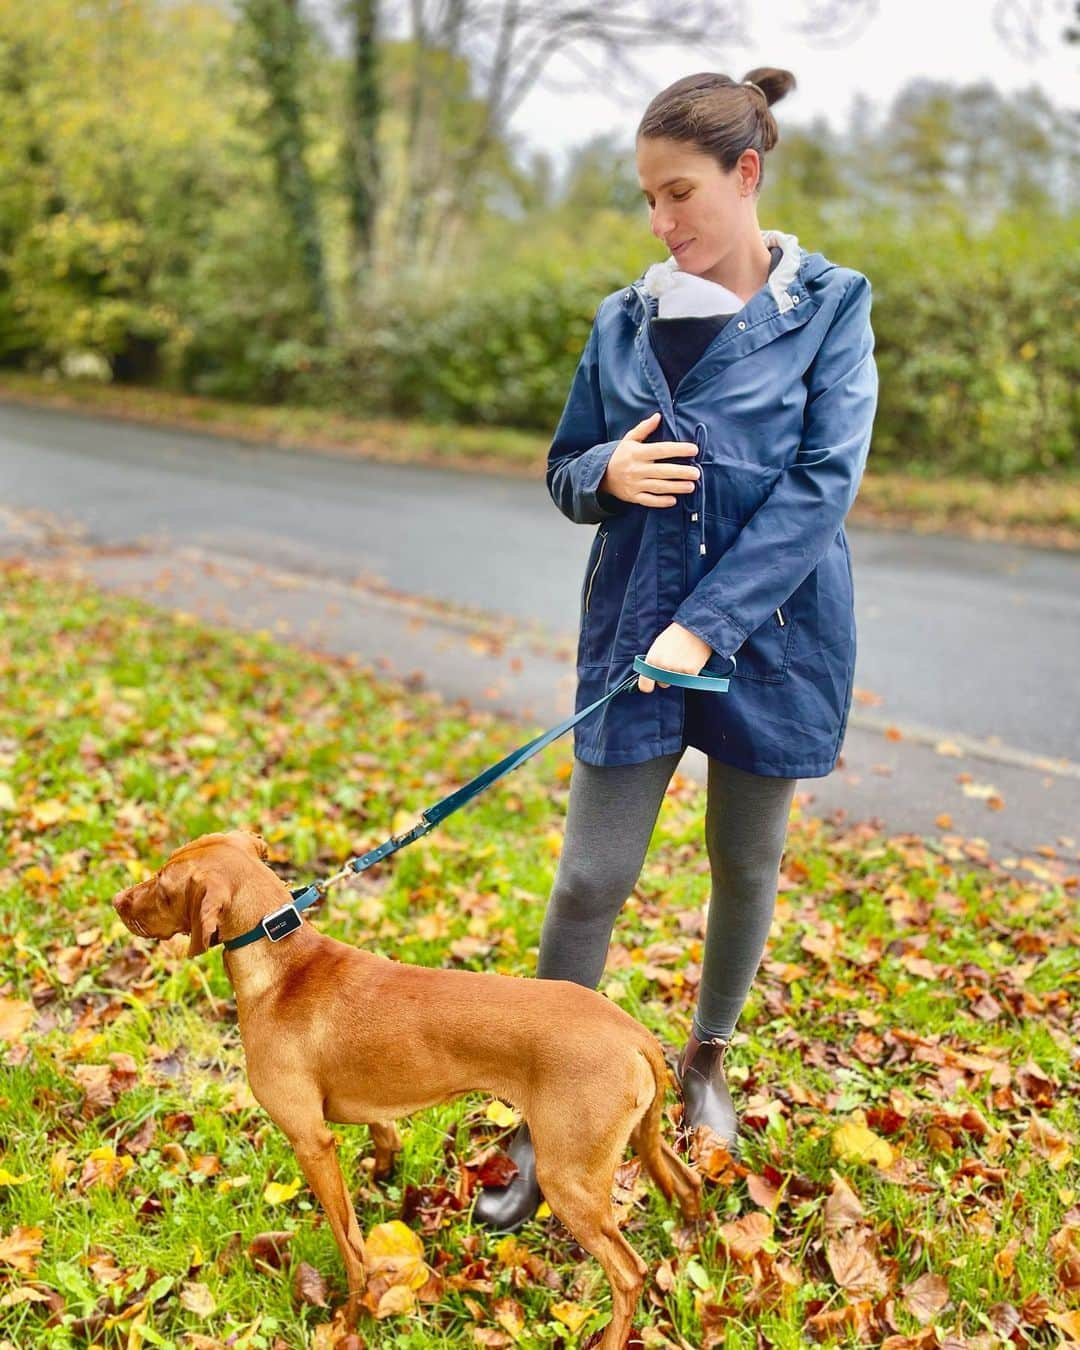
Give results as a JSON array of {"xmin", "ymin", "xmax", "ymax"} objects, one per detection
[{"xmin": 0, "ymin": 560, "xmax": 1076, "ymax": 1348}]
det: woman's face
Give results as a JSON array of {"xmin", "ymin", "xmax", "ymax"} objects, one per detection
[{"xmin": 636, "ymin": 136, "xmax": 759, "ymax": 276}]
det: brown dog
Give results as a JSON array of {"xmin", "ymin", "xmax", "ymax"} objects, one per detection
[{"xmin": 112, "ymin": 829, "xmax": 702, "ymax": 1345}]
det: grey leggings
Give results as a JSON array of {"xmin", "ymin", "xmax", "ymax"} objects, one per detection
[{"xmin": 537, "ymin": 751, "xmax": 797, "ymax": 1042}]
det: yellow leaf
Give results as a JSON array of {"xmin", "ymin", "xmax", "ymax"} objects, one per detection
[
  {"xmin": 494, "ymin": 1235, "xmax": 531, "ymax": 1269},
  {"xmin": 0, "ymin": 784, "xmax": 15, "ymax": 812},
  {"xmin": 0, "ymin": 1169, "xmax": 30, "ymax": 1186},
  {"xmin": 364, "ymin": 1220, "xmax": 428, "ymax": 1291},
  {"xmin": 0, "ymin": 1226, "xmax": 44, "ymax": 1276},
  {"xmin": 832, "ymin": 1111, "xmax": 896, "ymax": 1168},
  {"xmin": 263, "ymin": 1177, "xmax": 302, "ymax": 1205},
  {"xmin": 0, "ymin": 999, "xmax": 35, "ymax": 1043},
  {"xmin": 1048, "ymin": 1310, "xmax": 1080, "ymax": 1339},
  {"xmin": 49, "ymin": 1148, "xmax": 72, "ymax": 1192},
  {"xmin": 551, "ymin": 1302, "xmax": 593, "ymax": 1333},
  {"xmin": 493, "ymin": 1296, "xmax": 525, "ymax": 1337},
  {"xmin": 31, "ymin": 798, "xmax": 68, "ymax": 826},
  {"xmin": 486, "ymin": 1101, "xmax": 518, "ymax": 1129},
  {"xmin": 375, "ymin": 1283, "xmax": 416, "ymax": 1318}
]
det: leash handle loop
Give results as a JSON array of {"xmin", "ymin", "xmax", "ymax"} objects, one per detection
[{"xmin": 632, "ymin": 653, "xmax": 734, "ymax": 692}]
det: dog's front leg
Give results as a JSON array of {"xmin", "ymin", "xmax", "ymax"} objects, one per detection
[{"xmin": 286, "ymin": 1121, "xmax": 368, "ymax": 1327}]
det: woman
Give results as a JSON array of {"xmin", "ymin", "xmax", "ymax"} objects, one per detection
[{"xmin": 475, "ymin": 67, "xmax": 878, "ymax": 1231}]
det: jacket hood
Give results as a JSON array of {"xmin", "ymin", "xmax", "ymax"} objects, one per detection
[{"xmin": 637, "ymin": 229, "xmax": 828, "ymax": 318}]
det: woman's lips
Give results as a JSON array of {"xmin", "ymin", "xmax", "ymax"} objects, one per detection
[{"xmin": 671, "ymin": 239, "xmax": 693, "ymax": 256}]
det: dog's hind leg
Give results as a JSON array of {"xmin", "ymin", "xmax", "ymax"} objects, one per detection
[
  {"xmin": 530, "ymin": 1113, "xmax": 647, "ymax": 1350},
  {"xmin": 369, "ymin": 1121, "xmax": 403, "ymax": 1179}
]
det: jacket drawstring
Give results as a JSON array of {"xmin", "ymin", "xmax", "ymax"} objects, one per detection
[{"xmin": 694, "ymin": 421, "xmax": 708, "ymax": 556}]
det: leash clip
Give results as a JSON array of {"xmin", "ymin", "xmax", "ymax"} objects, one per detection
[{"xmin": 392, "ymin": 813, "xmax": 433, "ymax": 845}]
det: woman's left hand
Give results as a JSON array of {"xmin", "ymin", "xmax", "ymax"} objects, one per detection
[{"xmin": 638, "ymin": 623, "xmax": 714, "ymax": 693}]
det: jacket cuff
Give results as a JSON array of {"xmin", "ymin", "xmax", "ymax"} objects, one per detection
[
  {"xmin": 577, "ymin": 439, "xmax": 628, "ymax": 522},
  {"xmin": 671, "ymin": 601, "xmax": 748, "ymax": 663}
]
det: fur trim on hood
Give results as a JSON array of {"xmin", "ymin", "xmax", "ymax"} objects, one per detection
[{"xmin": 642, "ymin": 229, "xmax": 802, "ymax": 318}]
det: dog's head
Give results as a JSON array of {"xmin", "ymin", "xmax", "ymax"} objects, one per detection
[{"xmin": 112, "ymin": 829, "xmax": 270, "ymax": 958}]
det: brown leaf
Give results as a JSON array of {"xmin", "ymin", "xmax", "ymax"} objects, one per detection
[
  {"xmin": 73, "ymin": 1064, "xmax": 115, "ymax": 1119},
  {"xmin": 901, "ymin": 1272, "xmax": 950, "ymax": 1324},
  {"xmin": 825, "ymin": 1227, "xmax": 892, "ymax": 1299},
  {"xmin": 0, "ymin": 1226, "xmax": 45, "ymax": 1275},
  {"xmin": 179, "ymin": 1281, "xmax": 216, "ymax": 1318},
  {"xmin": 247, "ymin": 1231, "xmax": 294, "ymax": 1273},
  {"xmin": 717, "ymin": 1211, "xmax": 772, "ymax": 1261},
  {"xmin": 1015, "ymin": 1059, "xmax": 1056, "ymax": 1106},
  {"xmin": 746, "ymin": 1171, "xmax": 781, "ymax": 1211},
  {"xmin": 1024, "ymin": 1116, "xmax": 1073, "ymax": 1170},
  {"xmin": 823, "ymin": 1175, "xmax": 864, "ymax": 1234},
  {"xmin": 988, "ymin": 1302, "xmax": 1021, "ymax": 1338},
  {"xmin": 294, "ymin": 1261, "xmax": 330, "ymax": 1307}
]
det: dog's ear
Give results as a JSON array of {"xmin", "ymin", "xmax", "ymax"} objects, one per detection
[
  {"xmin": 230, "ymin": 828, "xmax": 269, "ymax": 861},
  {"xmin": 186, "ymin": 872, "xmax": 231, "ymax": 958}
]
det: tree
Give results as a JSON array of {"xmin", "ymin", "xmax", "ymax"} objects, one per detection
[
  {"xmin": 341, "ymin": 0, "xmax": 381, "ymax": 297},
  {"xmin": 242, "ymin": 0, "xmax": 333, "ymax": 333}
]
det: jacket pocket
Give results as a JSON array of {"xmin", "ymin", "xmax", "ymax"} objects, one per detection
[
  {"xmin": 703, "ymin": 454, "xmax": 781, "ymax": 528},
  {"xmin": 584, "ymin": 528, "xmax": 608, "ymax": 614},
  {"xmin": 579, "ymin": 523, "xmax": 637, "ymax": 667},
  {"xmin": 734, "ymin": 607, "xmax": 797, "ymax": 684}
]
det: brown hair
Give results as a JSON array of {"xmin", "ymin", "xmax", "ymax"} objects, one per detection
[{"xmin": 636, "ymin": 68, "xmax": 796, "ymax": 193}]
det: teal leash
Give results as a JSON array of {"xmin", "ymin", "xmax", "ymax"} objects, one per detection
[{"xmin": 224, "ymin": 654, "xmax": 734, "ymax": 950}]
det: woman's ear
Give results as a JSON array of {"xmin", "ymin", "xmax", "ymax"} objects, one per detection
[{"xmin": 186, "ymin": 873, "xmax": 231, "ymax": 958}]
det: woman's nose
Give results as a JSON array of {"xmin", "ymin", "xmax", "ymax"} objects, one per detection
[{"xmin": 650, "ymin": 210, "xmax": 673, "ymax": 241}]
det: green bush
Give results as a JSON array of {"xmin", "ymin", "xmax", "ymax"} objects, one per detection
[{"xmin": 271, "ymin": 204, "xmax": 1077, "ymax": 481}]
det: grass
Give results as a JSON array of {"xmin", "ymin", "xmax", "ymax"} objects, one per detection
[
  {"xmin": 0, "ymin": 559, "xmax": 1076, "ymax": 1349},
  {"xmin": 1, "ymin": 373, "xmax": 1078, "ymax": 551}
]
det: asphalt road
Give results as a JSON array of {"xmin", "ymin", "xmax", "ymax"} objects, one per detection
[{"xmin": 3, "ymin": 400, "xmax": 1078, "ymax": 876}]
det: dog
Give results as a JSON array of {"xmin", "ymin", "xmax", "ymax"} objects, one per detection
[{"xmin": 112, "ymin": 829, "xmax": 702, "ymax": 1346}]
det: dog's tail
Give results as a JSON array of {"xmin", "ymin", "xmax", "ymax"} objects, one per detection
[{"xmin": 630, "ymin": 1037, "xmax": 702, "ymax": 1222}]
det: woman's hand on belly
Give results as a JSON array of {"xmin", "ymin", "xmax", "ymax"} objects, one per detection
[
  {"xmin": 638, "ymin": 623, "xmax": 713, "ymax": 693},
  {"xmin": 600, "ymin": 412, "xmax": 700, "ymax": 507}
]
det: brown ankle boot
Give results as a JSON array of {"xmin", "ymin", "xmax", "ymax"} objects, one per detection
[{"xmin": 676, "ymin": 1032, "xmax": 741, "ymax": 1157}]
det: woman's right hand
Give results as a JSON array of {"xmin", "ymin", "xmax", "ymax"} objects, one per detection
[{"xmin": 599, "ymin": 412, "xmax": 701, "ymax": 507}]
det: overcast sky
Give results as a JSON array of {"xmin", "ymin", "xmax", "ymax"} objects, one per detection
[{"xmin": 503, "ymin": 0, "xmax": 1078, "ymax": 165}]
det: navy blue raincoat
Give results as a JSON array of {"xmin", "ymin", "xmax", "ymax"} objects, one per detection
[{"xmin": 547, "ymin": 233, "xmax": 879, "ymax": 777}]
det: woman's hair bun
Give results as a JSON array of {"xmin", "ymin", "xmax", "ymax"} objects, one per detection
[{"xmin": 741, "ymin": 67, "xmax": 797, "ymax": 108}]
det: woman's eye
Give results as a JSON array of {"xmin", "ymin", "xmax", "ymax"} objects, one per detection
[{"xmin": 672, "ymin": 191, "xmax": 691, "ymax": 201}]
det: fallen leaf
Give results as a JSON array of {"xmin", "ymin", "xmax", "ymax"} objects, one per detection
[{"xmin": 832, "ymin": 1112, "xmax": 896, "ymax": 1168}]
